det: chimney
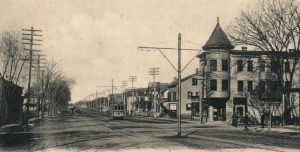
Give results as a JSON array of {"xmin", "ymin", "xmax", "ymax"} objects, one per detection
[
  {"xmin": 173, "ymin": 77, "xmax": 177, "ymax": 81},
  {"xmin": 242, "ymin": 47, "xmax": 247, "ymax": 51}
]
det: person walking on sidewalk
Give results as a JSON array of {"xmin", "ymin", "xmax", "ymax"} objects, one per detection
[
  {"xmin": 244, "ymin": 113, "xmax": 249, "ymax": 130},
  {"xmin": 261, "ymin": 113, "xmax": 265, "ymax": 128},
  {"xmin": 232, "ymin": 113, "xmax": 238, "ymax": 127}
]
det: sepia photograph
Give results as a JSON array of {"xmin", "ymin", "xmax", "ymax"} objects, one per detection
[{"xmin": 0, "ymin": 0, "xmax": 300, "ymax": 151}]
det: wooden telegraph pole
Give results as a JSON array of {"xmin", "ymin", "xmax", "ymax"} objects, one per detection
[
  {"xmin": 138, "ymin": 33, "xmax": 201, "ymax": 137},
  {"xmin": 148, "ymin": 68, "xmax": 159, "ymax": 117},
  {"xmin": 22, "ymin": 27, "xmax": 42, "ymax": 131},
  {"xmin": 96, "ymin": 79, "xmax": 120, "ymax": 107}
]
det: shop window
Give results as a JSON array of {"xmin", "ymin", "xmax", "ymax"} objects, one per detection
[{"xmin": 169, "ymin": 103, "xmax": 177, "ymax": 111}]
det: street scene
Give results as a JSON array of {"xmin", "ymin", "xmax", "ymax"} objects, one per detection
[{"xmin": 1, "ymin": 0, "xmax": 300, "ymax": 152}]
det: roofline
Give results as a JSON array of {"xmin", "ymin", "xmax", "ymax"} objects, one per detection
[
  {"xmin": 197, "ymin": 50, "xmax": 300, "ymax": 58},
  {"xmin": 168, "ymin": 73, "xmax": 198, "ymax": 88}
]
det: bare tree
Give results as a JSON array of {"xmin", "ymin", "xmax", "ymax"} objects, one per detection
[
  {"xmin": 0, "ymin": 31, "xmax": 27, "ymax": 84},
  {"xmin": 229, "ymin": 0, "xmax": 300, "ymax": 124},
  {"xmin": 36, "ymin": 59, "xmax": 74, "ymax": 117}
]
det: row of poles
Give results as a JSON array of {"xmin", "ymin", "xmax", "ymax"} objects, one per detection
[
  {"xmin": 139, "ymin": 33, "xmax": 201, "ymax": 137},
  {"xmin": 22, "ymin": 27, "xmax": 45, "ymax": 131}
]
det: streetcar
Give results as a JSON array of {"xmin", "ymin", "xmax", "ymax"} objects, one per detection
[{"xmin": 109, "ymin": 103, "xmax": 125, "ymax": 120}]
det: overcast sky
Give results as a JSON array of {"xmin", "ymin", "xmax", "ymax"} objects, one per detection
[{"xmin": 0, "ymin": 0, "xmax": 258, "ymax": 103}]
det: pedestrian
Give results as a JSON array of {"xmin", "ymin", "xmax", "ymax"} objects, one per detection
[
  {"xmin": 261, "ymin": 113, "xmax": 265, "ymax": 128},
  {"xmin": 244, "ymin": 113, "xmax": 249, "ymax": 130},
  {"xmin": 232, "ymin": 113, "xmax": 237, "ymax": 127}
]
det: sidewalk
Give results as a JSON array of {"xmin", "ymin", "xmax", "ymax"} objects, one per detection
[{"xmin": 0, "ymin": 117, "xmax": 43, "ymax": 133}]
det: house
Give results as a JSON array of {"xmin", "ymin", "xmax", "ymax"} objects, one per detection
[
  {"xmin": 164, "ymin": 72, "xmax": 202, "ymax": 119},
  {"xmin": 124, "ymin": 88, "xmax": 148, "ymax": 116},
  {"xmin": 197, "ymin": 20, "xmax": 300, "ymax": 123}
]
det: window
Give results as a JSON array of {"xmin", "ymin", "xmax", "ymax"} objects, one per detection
[
  {"xmin": 210, "ymin": 79, "xmax": 217, "ymax": 91},
  {"xmin": 248, "ymin": 81, "xmax": 253, "ymax": 92},
  {"xmin": 270, "ymin": 61, "xmax": 276, "ymax": 72},
  {"xmin": 187, "ymin": 91, "xmax": 193, "ymax": 99},
  {"xmin": 259, "ymin": 81, "xmax": 265, "ymax": 91},
  {"xmin": 285, "ymin": 81, "xmax": 290, "ymax": 88},
  {"xmin": 168, "ymin": 92, "xmax": 171, "ymax": 100},
  {"xmin": 238, "ymin": 81, "xmax": 243, "ymax": 92},
  {"xmin": 210, "ymin": 60, "xmax": 217, "ymax": 71},
  {"xmin": 169, "ymin": 103, "xmax": 177, "ymax": 111},
  {"xmin": 172, "ymin": 92, "xmax": 176, "ymax": 100},
  {"xmin": 222, "ymin": 60, "xmax": 229, "ymax": 71},
  {"xmin": 247, "ymin": 60, "xmax": 253, "ymax": 72},
  {"xmin": 270, "ymin": 81, "xmax": 277, "ymax": 92},
  {"xmin": 285, "ymin": 62, "xmax": 290, "ymax": 72},
  {"xmin": 192, "ymin": 78, "xmax": 198, "ymax": 86},
  {"xmin": 237, "ymin": 60, "xmax": 243, "ymax": 72},
  {"xmin": 259, "ymin": 61, "xmax": 265, "ymax": 72},
  {"xmin": 186, "ymin": 103, "xmax": 191, "ymax": 110},
  {"xmin": 222, "ymin": 79, "xmax": 229, "ymax": 91},
  {"xmin": 196, "ymin": 92, "xmax": 200, "ymax": 96}
]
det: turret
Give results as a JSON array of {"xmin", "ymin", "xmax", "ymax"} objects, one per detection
[{"xmin": 203, "ymin": 18, "xmax": 233, "ymax": 98}]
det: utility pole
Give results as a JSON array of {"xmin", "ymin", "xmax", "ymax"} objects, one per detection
[
  {"xmin": 128, "ymin": 76, "xmax": 137, "ymax": 88},
  {"xmin": 96, "ymin": 79, "xmax": 120, "ymax": 108},
  {"xmin": 197, "ymin": 71, "xmax": 211, "ymax": 124},
  {"xmin": 138, "ymin": 33, "xmax": 200, "ymax": 137},
  {"xmin": 178, "ymin": 33, "xmax": 182, "ymax": 136},
  {"xmin": 149, "ymin": 68, "xmax": 159, "ymax": 117},
  {"xmin": 121, "ymin": 81, "xmax": 127, "ymax": 115},
  {"xmin": 32, "ymin": 54, "xmax": 46, "ymax": 122},
  {"xmin": 22, "ymin": 27, "xmax": 42, "ymax": 131}
]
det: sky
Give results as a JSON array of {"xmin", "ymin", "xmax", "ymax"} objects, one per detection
[{"xmin": 0, "ymin": 0, "xmax": 258, "ymax": 103}]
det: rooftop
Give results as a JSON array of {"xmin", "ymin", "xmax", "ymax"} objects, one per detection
[{"xmin": 202, "ymin": 18, "xmax": 234, "ymax": 50}]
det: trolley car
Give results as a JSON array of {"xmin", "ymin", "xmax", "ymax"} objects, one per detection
[{"xmin": 109, "ymin": 103, "xmax": 124, "ymax": 120}]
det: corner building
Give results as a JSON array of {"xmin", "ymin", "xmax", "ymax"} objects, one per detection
[{"xmin": 198, "ymin": 20, "xmax": 300, "ymax": 122}]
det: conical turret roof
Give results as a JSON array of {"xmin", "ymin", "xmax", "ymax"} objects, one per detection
[{"xmin": 202, "ymin": 19, "xmax": 234, "ymax": 50}]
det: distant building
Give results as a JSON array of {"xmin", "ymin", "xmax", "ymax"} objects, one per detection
[
  {"xmin": 146, "ymin": 82, "xmax": 169, "ymax": 116},
  {"xmin": 124, "ymin": 88, "xmax": 147, "ymax": 116}
]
